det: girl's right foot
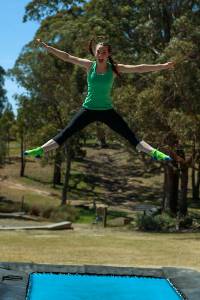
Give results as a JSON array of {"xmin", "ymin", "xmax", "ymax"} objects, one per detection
[
  {"xmin": 24, "ymin": 147, "xmax": 44, "ymax": 158},
  {"xmin": 150, "ymin": 149, "xmax": 172, "ymax": 161}
]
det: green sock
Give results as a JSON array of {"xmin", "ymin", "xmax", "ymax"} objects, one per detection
[
  {"xmin": 150, "ymin": 149, "xmax": 172, "ymax": 161},
  {"xmin": 24, "ymin": 147, "xmax": 44, "ymax": 158}
]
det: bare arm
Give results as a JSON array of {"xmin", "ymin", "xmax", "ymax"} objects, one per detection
[
  {"xmin": 117, "ymin": 62, "xmax": 175, "ymax": 73},
  {"xmin": 36, "ymin": 39, "xmax": 92, "ymax": 70}
]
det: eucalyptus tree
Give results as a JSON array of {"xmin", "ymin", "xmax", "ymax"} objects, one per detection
[
  {"xmin": 0, "ymin": 66, "xmax": 8, "ymax": 165},
  {"xmin": 11, "ymin": 2, "xmax": 88, "ymax": 202},
  {"xmin": 0, "ymin": 103, "xmax": 15, "ymax": 162},
  {"xmin": 11, "ymin": 0, "xmax": 200, "ymax": 212}
]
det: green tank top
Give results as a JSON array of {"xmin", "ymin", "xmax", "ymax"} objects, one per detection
[{"xmin": 82, "ymin": 61, "xmax": 114, "ymax": 110}]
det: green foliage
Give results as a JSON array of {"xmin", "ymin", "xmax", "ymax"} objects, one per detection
[
  {"xmin": 76, "ymin": 207, "xmax": 95, "ymax": 223},
  {"xmin": 178, "ymin": 216, "xmax": 193, "ymax": 229},
  {"xmin": 6, "ymin": 0, "xmax": 200, "ymax": 211},
  {"xmin": 0, "ymin": 104, "xmax": 15, "ymax": 165},
  {"xmin": 0, "ymin": 66, "xmax": 7, "ymax": 116},
  {"xmin": 136, "ymin": 212, "xmax": 177, "ymax": 232},
  {"xmin": 108, "ymin": 210, "xmax": 128, "ymax": 219},
  {"xmin": 12, "ymin": 0, "xmax": 200, "ymax": 154},
  {"xmin": 0, "ymin": 66, "xmax": 8, "ymax": 166},
  {"xmin": 23, "ymin": 0, "xmax": 85, "ymax": 22}
]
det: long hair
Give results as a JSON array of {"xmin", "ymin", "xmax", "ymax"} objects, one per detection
[{"xmin": 89, "ymin": 39, "xmax": 121, "ymax": 78}]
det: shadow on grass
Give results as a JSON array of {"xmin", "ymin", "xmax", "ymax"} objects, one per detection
[
  {"xmin": 79, "ymin": 155, "xmax": 163, "ymax": 205},
  {"xmin": 19, "ymin": 147, "xmax": 164, "ymax": 209},
  {"xmin": 23, "ymin": 175, "xmax": 53, "ymax": 186}
]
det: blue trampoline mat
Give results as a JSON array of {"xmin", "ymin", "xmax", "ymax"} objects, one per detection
[{"xmin": 26, "ymin": 273, "xmax": 184, "ymax": 300}]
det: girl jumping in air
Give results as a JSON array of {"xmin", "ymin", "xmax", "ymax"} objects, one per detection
[{"xmin": 24, "ymin": 38, "xmax": 174, "ymax": 161}]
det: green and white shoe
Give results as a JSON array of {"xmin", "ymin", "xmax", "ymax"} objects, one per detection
[
  {"xmin": 24, "ymin": 147, "xmax": 44, "ymax": 158},
  {"xmin": 150, "ymin": 149, "xmax": 172, "ymax": 161}
]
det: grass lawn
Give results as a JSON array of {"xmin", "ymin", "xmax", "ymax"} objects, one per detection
[{"xmin": 0, "ymin": 225, "xmax": 200, "ymax": 271}]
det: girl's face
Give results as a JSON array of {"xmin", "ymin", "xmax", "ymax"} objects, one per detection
[{"xmin": 95, "ymin": 45, "xmax": 110, "ymax": 64}]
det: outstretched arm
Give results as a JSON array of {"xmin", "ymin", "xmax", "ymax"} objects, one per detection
[
  {"xmin": 36, "ymin": 39, "xmax": 92, "ymax": 70},
  {"xmin": 117, "ymin": 62, "xmax": 174, "ymax": 73}
]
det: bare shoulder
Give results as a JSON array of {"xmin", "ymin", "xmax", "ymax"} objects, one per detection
[
  {"xmin": 84, "ymin": 59, "xmax": 93, "ymax": 71},
  {"xmin": 86, "ymin": 60, "xmax": 95, "ymax": 73}
]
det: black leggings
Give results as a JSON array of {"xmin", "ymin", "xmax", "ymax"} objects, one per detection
[{"xmin": 53, "ymin": 108, "xmax": 140, "ymax": 147}]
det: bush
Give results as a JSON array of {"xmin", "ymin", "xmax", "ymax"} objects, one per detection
[
  {"xmin": 179, "ymin": 216, "xmax": 193, "ymax": 229},
  {"xmin": 0, "ymin": 198, "xmax": 31, "ymax": 213},
  {"xmin": 29, "ymin": 205, "xmax": 41, "ymax": 217},
  {"xmin": 42, "ymin": 207, "xmax": 54, "ymax": 219},
  {"xmin": 136, "ymin": 212, "xmax": 177, "ymax": 232},
  {"xmin": 0, "ymin": 198, "xmax": 81, "ymax": 223},
  {"xmin": 20, "ymin": 202, "xmax": 79, "ymax": 222},
  {"xmin": 49, "ymin": 205, "xmax": 79, "ymax": 222}
]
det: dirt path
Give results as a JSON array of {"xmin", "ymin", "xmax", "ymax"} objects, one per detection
[{"xmin": 0, "ymin": 178, "xmax": 54, "ymax": 198}]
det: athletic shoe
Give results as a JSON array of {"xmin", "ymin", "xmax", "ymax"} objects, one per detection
[
  {"xmin": 150, "ymin": 149, "xmax": 172, "ymax": 161},
  {"xmin": 24, "ymin": 147, "xmax": 44, "ymax": 158}
]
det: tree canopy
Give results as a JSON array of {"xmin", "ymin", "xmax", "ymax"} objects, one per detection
[{"xmin": 8, "ymin": 0, "xmax": 200, "ymax": 213}]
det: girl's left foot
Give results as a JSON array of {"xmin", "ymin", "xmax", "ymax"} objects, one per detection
[
  {"xmin": 150, "ymin": 149, "xmax": 172, "ymax": 161},
  {"xmin": 24, "ymin": 146, "xmax": 44, "ymax": 158}
]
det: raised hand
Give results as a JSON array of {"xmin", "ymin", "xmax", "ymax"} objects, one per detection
[{"xmin": 36, "ymin": 38, "xmax": 48, "ymax": 48}]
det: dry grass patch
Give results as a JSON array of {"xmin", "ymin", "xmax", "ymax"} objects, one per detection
[{"xmin": 0, "ymin": 225, "xmax": 200, "ymax": 271}]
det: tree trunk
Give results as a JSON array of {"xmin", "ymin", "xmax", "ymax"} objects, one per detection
[
  {"xmin": 162, "ymin": 169, "xmax": 167, "ymax": 211},
  {"xmin": 179, "ymin": 162, "xmax": 188, "ymax": 217},
  {"xmin": 61, "ymin": 144, "xmax": 72, "ymax": 205},
  {"xmin": 192, "ymin": 163, "xmax": 200, "ymax": 201},
  {"xmin": 163, "ymin": 161, "xmax": 179, "ymax": 216},
  {"xmin": 177, "ymin": 149, "xmax": 188, "ymax": 216},
  {"xmin": 53, "ymin": 149, "xmax": 62, "ymax": 187},
  {"xmin": 7, "ymin": 129, "xmax": 10, "ymax": 163},
  {"xmin": 20, "ymin": 130, "xmax": 26, "ymax": 177},
  {"xmin": 161, "ymin": 5, "xmax": 172, "ymax": 43},
  {"xmin": 96, "ymin": 122, "xmax": 107, "ymax": 148}
]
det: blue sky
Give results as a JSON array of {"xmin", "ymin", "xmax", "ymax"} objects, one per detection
[{"xmin": 0, "ymin": 0, "xmax": 39, "ymax": 115}]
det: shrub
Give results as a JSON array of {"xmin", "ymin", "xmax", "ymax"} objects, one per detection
[
  {"xmin": 49, "ymin": 205, "xmax": 79, "ymax": 222},
  {"xmin": 0, "ymin": 201, "xmax": 20, "ymax": 213},
  {"xmin": 29, "ymin": 205, "xmax": 41, "ymax": 217},
  {"xmin": 136, "ymin": 212, "xmax": 176, "ymax": 232},
  {"xmin": 42, "ymin": 206, "xmax": 54, "ymax": 219},
  {"xmin": 178, "ymin": 216, "xmax": 193, "ymax": 229}
]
